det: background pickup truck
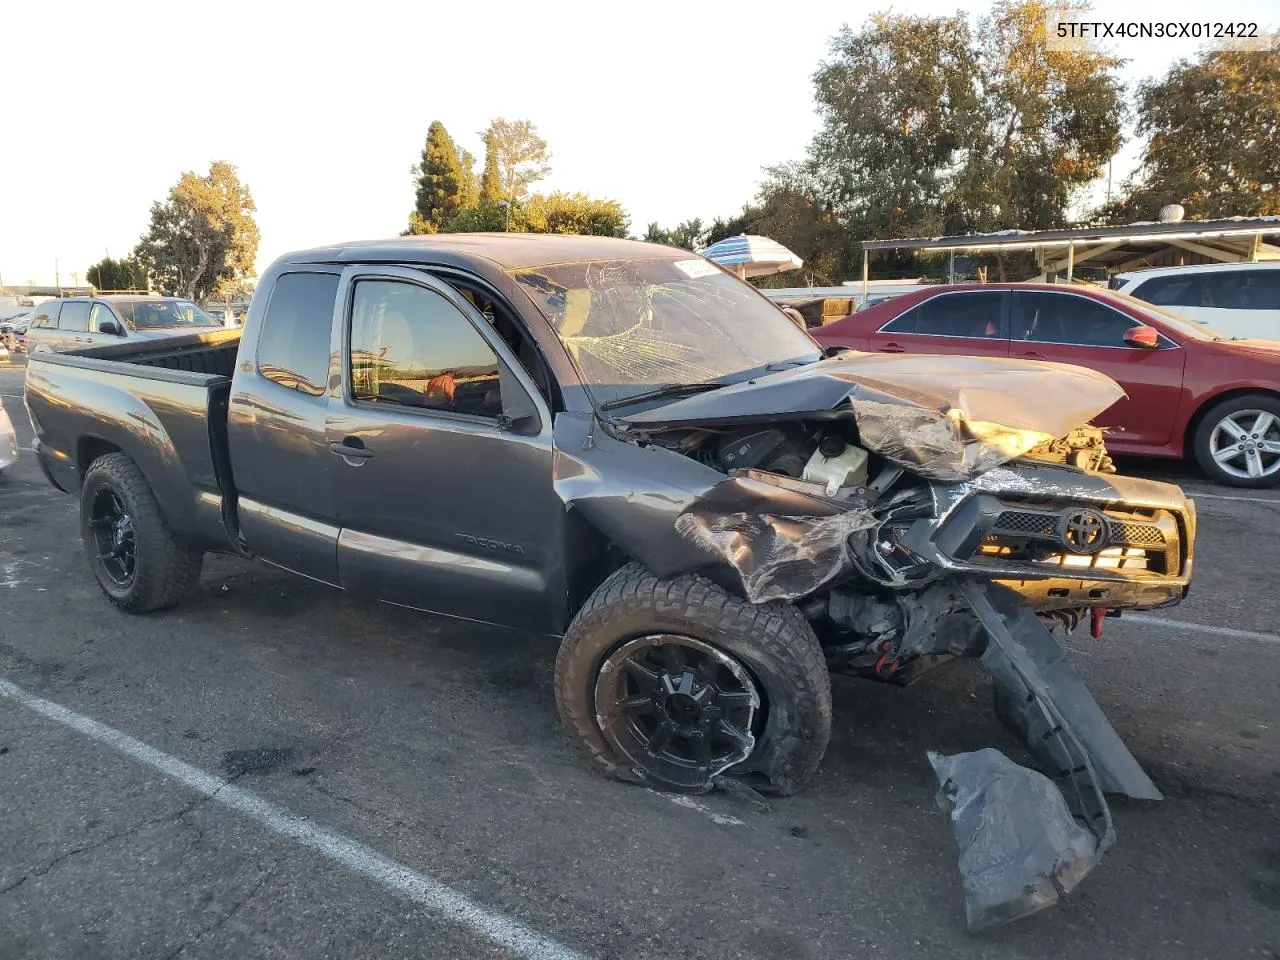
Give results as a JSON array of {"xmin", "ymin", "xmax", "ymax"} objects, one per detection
[{"xmin": 25, "ymin": 237, "xmax": 1197, "ymax": 919}]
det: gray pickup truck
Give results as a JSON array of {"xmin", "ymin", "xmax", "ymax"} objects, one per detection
[{"xmin": 25, "ymin": 235, "xmax": 1199, "ymax": 926}]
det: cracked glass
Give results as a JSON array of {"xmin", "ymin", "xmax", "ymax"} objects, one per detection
[{"xmin": 510, "ymin": 258, "xmax": 820, "ymax": 407}]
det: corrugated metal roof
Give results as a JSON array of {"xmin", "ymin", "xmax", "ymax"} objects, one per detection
[{"xmin": 863, "ymin": 216, "xmax": 1280, "ymax": 251}]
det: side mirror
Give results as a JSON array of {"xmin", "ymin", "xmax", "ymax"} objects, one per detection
[
  {"xmin": 98, "ymin": 319, "xmax": 123, "ymax": 336},
  {"xmin": 1123, "ymin": 325, "xmax": 1160, "ymax": 349}
]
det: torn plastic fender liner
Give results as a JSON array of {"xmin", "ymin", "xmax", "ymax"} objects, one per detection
[
  {"xmin": 930, "ymin": 749, "xmax": 1104, "ymax": 931},
  {"xmin": 674, "ymin": 471, "xmax": 879, "ymax": 603}
]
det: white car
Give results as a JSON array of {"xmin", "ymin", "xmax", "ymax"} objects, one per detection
[
  {"xmin": 1110, "ymin": 262, "xmax": 1280, "ymax": 340},
  {"xmin": 0, "ymin": 403, "xmax": 17, "ymax": 476}
]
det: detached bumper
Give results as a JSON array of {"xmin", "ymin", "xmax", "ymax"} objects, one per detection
[{"xmin": 896, "ymin": 464, "xmax": 1196, "ymax": 611}]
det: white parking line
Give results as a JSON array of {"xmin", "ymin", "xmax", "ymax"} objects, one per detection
[
  {"xmin": 0, "ymin": 678, "xmax": 588, "ymax": 960},
  {"xmin": 1185, "ymin": 490, "xmax": 1280, "ymax": 505},
  {"xmin": 1125, "ymin": 614, "xmax": 1280, "ymax": 646},
  {"xmin": 1, "ymin": 393, "xmax": 23, "ymax": 399}
]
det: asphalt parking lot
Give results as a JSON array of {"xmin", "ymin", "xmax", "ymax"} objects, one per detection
[{"xmin": 1, "ymin": 357, "xmax": 1277, "ymax": 959}]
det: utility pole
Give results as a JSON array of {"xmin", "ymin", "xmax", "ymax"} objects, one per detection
[{"xmin": 1106, "ymin": 157, "xmax": 1113, "ymax": 205}]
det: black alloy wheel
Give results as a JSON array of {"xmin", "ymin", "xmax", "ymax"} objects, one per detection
[
  {"xmin": 89, "ymin": 487, "xmax": 137, "ymax": 586},
  {"xmin": 593, "ymin": 634, "xmax": 761, "ymax": 790}
]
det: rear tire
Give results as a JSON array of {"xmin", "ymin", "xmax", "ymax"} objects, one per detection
[
  {"xmin": 80, "ymin": 453, "xmax": 203, "ymax": 612},
  {"xmin": 555, "ymin": 562, "xmax": 832, "ymax": 795},
  {"xmin": 1192, "ymin": 393, "xmax": 1280, "ymax": 488}
]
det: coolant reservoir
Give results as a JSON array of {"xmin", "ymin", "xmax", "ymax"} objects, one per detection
[{"xmin": 802, "ymin": 436, "xmax": 869, "ymax": 496}]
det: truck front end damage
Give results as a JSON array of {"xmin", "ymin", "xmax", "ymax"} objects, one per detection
[{"xmin": 556, "ymin": 351, "xmax": 1195, "ymax": 929}]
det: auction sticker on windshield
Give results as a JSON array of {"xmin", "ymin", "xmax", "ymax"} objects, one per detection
[{"xmin": 673, "ymin": 259, "xmax": 721, "ymax": 279}]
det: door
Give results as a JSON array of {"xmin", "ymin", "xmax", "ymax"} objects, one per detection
[
  {"xmin": 867, "ymin": 290, "xmax": 1010, "ymax": 357},
  {"xmin": 227, "ymin": 270, "xmax": 343, "ymax": 584},
  {"xmin": 1010, "ymin": 291, "xmax": 1187, "ymax": 448},
  {"xmin": 326, "ymin": 265, "xmax": 561, "ymax": 632},
  {"xmin": 32, "ymin": 299, "xmax": 92, "ymax": 352}
]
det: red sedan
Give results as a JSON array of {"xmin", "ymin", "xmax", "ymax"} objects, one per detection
[{"xmin": 811, "ymin": 283, "xmax": 1280, "ymax": 487}]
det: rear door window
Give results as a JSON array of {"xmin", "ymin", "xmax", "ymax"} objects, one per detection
[
  {"xmin": 58, "ymin": 301, "xmax": 91, "ymax": 332},
  {"xmin": 256, "ymin": 272, "xmax": 340, "ymax": 396}
]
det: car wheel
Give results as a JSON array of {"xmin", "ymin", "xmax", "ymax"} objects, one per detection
[
  {"xmin": 80, "ymin": 452, "xmax": 204, "ymax": 612},
  {"xmin": 1192, "ymin": 394, "xmax": 1280, "ymax": 488},
  {"xmin": 555, "ymin": 562, "xmax": 831, "ymax": 795}
]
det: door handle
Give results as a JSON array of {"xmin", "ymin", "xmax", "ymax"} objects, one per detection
[
  {"xmin": 329, "ymin": 439, "xmax": 374, "ymax": 461},
  {"xmin": 1021, "ymin": 350, "xmax": 1046, "ymax": 360},
  {"xmin": 878, "ymin": 342, "xmax": 905, "ymax": 353}
]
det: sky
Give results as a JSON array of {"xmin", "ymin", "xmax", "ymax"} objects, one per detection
[{"xmin": 1, "ymin": 0, "xmax": 1276, "ymax": 287}]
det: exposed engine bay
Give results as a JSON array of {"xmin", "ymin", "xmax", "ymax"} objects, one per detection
[{"xmin": 550, "ymin": 351, "xmax": 1197, "ymax": 931}]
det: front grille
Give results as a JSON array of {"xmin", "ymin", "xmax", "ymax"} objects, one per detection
[
  {"xmin": 1110, "ymin": 522, "xmax": 1165, "ymax": 546},
  {"xmin": 991, "ymin": 510, "xmax": 1165, "ymax": 549},
  {"xmin": 993, "ymin": 511, "xmax": 1056, "ymax": 536},
  {"xmin": 969, "ymin": 505, "xmax": 1176, "ymax": 577}
]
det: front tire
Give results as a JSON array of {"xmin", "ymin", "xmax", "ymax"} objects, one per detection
[
  {"xmin": 1192, "ymin": 394, "xmax": 1280, "ymax": 488},
  {"xmin": 80, "ymin": 453, "xmax": 203, "ymax": 612},
  {"xmin": 555, "ymin": 562, "xmax": 832, "ymax": 795}
]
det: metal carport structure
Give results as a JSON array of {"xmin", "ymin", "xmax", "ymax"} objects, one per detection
[{"xmin": 856, "ymin": 216, "xmax": 1280, "ymax": 300}]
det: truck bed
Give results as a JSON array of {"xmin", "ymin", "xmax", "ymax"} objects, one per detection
[
  {"xmin": 58, "ymin": 327, "xmax": 242, "ymax": 379},
  {"xmin": 24, "ymin": 329, "xmax": 243, "ymax": 552}
]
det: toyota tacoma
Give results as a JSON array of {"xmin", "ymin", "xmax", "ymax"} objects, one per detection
[{"xmin": 23, "ymin": 235, "xmax": 1197, "ymax": 927}]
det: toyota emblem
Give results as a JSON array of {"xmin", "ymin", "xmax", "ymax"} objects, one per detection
[{"xmin": 1058, "ymin": 508, "xmax": 1109, "ymax": 554}]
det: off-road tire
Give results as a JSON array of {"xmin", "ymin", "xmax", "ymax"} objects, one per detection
[
  {"xmin": 1192, "ymin": 393, "xmax": 1280, "ymax": 488},
  {"xmin": 555, "ymin": 562, "xmax": 832, "ymax": 795},
  {"xmin": 80, "ymin": 453, "xmax": 203, "ymax": 612}
]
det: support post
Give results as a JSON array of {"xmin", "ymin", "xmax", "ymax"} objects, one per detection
[
  {"xmin": 948, "ymin": 248, "xmax": 956, "ymax": 283},
  {"xmin": 861, "ymin": 248, "xmax": 869, "ymax": 304},
  {"xmin": 1066, "ymin": 242, "xmax": 1075, "ymax": 283}
]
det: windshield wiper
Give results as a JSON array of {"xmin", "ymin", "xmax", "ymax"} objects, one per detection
[{"xmin": 599, "ymin": 381, "xmax": 726, "ymax": 412}]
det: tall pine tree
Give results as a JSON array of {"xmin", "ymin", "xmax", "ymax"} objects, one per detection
[
  {"xmin": 408, "ymin": 121, "xmax": 467, "ymax": 234},
  {"xmin": 480, "ymin": 133, "xmax": 502, "ymax": 203}
]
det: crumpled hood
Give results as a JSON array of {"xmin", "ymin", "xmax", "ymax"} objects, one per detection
[{"xmin": 620, "ymin": 352, "xmax": 1126, "ymax": 482}]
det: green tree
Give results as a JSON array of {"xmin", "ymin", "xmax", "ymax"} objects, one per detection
[
  {"xmin": 86, "ymin": 255, "xmax": 147, "ymax": 291},
  {"xmin": 522, "ymin": 192, "xmax": 628, "ymax": 236},
  {"xmin": 458, "ymin": 148, "xmax": 479, "ymax": 210},
  {"xmin": 133, "ymin": 161, "xmax": 259, "ymax": 301},
  {"xmin": 447, "ymin": 198, "xmax": 507, "ymax": 233},
  {"xmin": 407, "ymin": 121, "xmax": 468, "ymax": 235},
  {"xmin": 809, "ymin": 12, "xmax": 983, "ymax": 240},
  {"xmin": 962, "ymin": 0, "xmax": 1124, "ymax": 234},
  {"xmin": 446, "ymin": 192, "xmax": 628, "ymax": 236},
  {"xmin": 483, "ymin": 118, "xmax": 551, "ymax": 200},
  {"xmin": 641, "ymin": 219, "xmax": 706, "ymax": 249},
  {"xmin": 479, "ymin": 133, "xmax": 502, "ymax": 203},
  {"xmin": 1111, "ymin": 36, "xmax": 1280, "ymax": 219}
]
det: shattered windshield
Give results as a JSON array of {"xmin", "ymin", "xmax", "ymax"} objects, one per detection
[{"xmin": 510, "ymin": 257, "xmax": 821, "ymax": 407}]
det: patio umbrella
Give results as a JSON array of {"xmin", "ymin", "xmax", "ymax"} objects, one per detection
[{"xmin": 698, "ymin": 234, "xmax": 804, "ymax": 279}]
